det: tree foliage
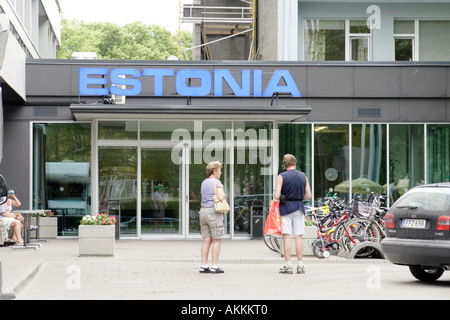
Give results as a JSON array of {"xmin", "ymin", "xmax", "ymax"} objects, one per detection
[{"xmin": 57, "ymin": 18, "xmax": 192, "ymax": 60}]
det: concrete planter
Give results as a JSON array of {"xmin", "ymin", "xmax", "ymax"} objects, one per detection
[
  {"xmin": 30, "ymin": 217, "xmax": 58, "ymax": 239},
  {"xmin": 78, "ymin": 225, "xmax": 115, "ymax": 257},
  {"xmin": 280, "ymin": 226, "xmax": 317, "ymax": 257}
]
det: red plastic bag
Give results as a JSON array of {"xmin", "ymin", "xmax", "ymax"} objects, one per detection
[{"xmin": 264, "ymin": 200, "xmax": 281, "ymax": 235}]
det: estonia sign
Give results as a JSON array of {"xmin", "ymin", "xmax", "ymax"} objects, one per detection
[{"xmin": 79, "ymin": 68, "xmax": 302, "ymax": 98}]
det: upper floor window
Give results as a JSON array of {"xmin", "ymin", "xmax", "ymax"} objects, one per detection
[
  {"xmin": 395, "ymin": 20, "xmax": 450, "ymax": 61},
  {"xmin": 394, "ymin": 20, "xmax": 417, "ymax": 61},
  {"xmin": 304, "ymin": 19, "xmax": 371, "ymax": 61}
]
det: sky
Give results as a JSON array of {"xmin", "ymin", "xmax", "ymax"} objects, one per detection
[{"xmin": 58, "ymin": 0, "xmax": 193, "ymax": 34}]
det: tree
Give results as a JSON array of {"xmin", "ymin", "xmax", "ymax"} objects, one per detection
[{"xmin": 57, "ymin": 18, "xmax": 192, "ymax": 60}]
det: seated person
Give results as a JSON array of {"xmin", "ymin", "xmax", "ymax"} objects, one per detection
[
  {"xmin": 0, "ymin": 197, "xmax": 25, "ymax": 245},
  {"xmin": 0, "ymin": 215, "xmax": 23, "ymax": 245},
  {"xmin": 0, "ymin": 219, "xmax": 8, "ymax": 246},
  {"xmin": 1, "ymin": 191, "xmax": 37, "ymax": 231}
]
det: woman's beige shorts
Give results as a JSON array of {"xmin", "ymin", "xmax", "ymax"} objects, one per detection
[{"xmin": 199, "ymin": 207, "xmax": 225, "ymax": 239}]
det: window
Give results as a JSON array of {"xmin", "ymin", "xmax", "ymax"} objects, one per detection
[
  {"xmin": 419, "ymin": 21, "xmax": 450, "ymax": 61},
  {"xmin": 33, "ymin": 123, "xmax": 92, "ymax": 236},
  {"xmin": 278, "ymin": 123, "xmax": 312, "ymax": 183},
  {"xmin": 349, "ymin": 20, "xmax": 371, "ymax": 61},
  {"xmin": 389, "ymin": 124, "xmax": 424, "ymax": 202},
  {"xmin": 233, "ymin": 122, "xmax": 273, "ymax": 237},
  {"xmin": 314, "ymin": 124, "xmax": 349, "ymax": 199},
  {"xmin": 304, "ymin": 20, "xmax": 345, "ymax": 61},
  {"xmin": 395, "ymin": 39, "xmax": 414, "ymax": 61},
  {"xmin": 351, "ymin": 124, "xmax": 387, "ymax": 199},
  {"xmin": 304, "ymin": 20, "xmax": 371, "ymax": 61},
  {"xmin": 395, "ymin": 20, "xmax": 450, "ymax": 61},
  {"xmin": 427, "ymin": 124, "xmax": 450, "ymax": 183},
  {"xmin": 98, "ymin": 121, "xmax": 138, "ymax": 140},
  {"xmin": 394, "ymin": 20, "xmax": 416, "ymax": 61}
]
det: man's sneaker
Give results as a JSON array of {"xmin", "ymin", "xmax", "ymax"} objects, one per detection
[
  {"xmin": 297, "ymin": 266, "xmax": 306, "ymax": 274},
  {"xmin": 279, "ymin": 266, "xmax": 293, "ymax": 274},
  {"xmin": 199, "ymin": 266, "xmax": 210, "ymax": 273},
  {"xmin": 210, "ymin": 267, "xmax": 224, "ymax": 274}
]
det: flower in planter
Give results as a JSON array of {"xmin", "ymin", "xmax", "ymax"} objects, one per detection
[
  {"xmin": 80, "ymin": 212, "xmax": 117, "ymax": 226},
  {"xmin": 41, "ymin": 211, "xmax": 54, "ymax": 217},
  {"xmin": 31, "ymin": 211, "xmax": 55, "ymax": 218}
]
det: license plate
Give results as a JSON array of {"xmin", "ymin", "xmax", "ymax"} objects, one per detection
[{"xmin": 402, "ymin": 219, "xmax": 426, "ymax": 229}]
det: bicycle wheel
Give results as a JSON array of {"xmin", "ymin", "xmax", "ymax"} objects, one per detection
[
  {"xmin": 341, "ymin": 218, "xmax": 381, "ymax": 253},
  {"xmin": 263, "ymin": 234, "xmax": 277, "ymax": 252},
  {"xmin": 312, "ymin": 240, "xmax": 330, "ymax": 259},
  {"xmin": 270, "ymin": 234, "xmax": 283, "ymax": 254},
  {"xmin": 330, "ymin": 221, "xmax": 348, "ymax": 249}
]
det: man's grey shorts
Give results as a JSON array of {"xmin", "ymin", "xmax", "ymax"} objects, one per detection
[
  {"xmin": 281, "ymin": 210, "xmax": 305, "ymax": 236},
  {"xmin": 199, "ymin": 207, "xmax": 225, "ymax": 239}
]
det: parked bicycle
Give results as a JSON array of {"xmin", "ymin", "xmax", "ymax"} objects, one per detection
[{"xmin": 307, "ymin": 193, "xmax": 386, "ymax": 259}]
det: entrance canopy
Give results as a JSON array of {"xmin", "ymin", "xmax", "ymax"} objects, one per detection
[{"xmin": 70, "ymin": 104, "xmax": 311, "ymax": 122}]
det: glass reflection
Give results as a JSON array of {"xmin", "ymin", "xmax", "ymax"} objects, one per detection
[{"xmin": 99, "ymin": 147, "xmax": 137, "ymax": 236}]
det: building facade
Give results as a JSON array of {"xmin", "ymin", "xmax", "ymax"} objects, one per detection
[
  {"xmin": 0, "ymin": 1, "xmax": 448, "ymax": 240},
  {"xmin": 259, "ymin": 0, "xmax": 450, "ymax": 62},
  {"xmin": 0, "ymin": 0, "xmax": 60, "ymax": 201}
]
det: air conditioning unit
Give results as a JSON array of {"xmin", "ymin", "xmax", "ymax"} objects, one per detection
[
  {"xmin": 112, "ymin": 92, "xmax": 126, "ymax": 105},
  {"xmin": 111, "ymin": 75, "xmax": 126, "ymax": 105}
]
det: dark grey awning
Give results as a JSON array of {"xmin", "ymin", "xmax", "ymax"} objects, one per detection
[{"xmin": 70, "ymin": 104, "xmax": 311, "ymax": 122}]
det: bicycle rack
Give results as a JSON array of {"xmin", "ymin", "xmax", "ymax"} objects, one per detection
[{"xmin": 337, "ymin": 242, "xmax": 385, "ymax": 260}]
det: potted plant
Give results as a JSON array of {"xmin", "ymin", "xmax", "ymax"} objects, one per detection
[
  {"xmin": 31, "ymin": 211, "xmax": 57, "ymax": 239},
  {"xmin": 78, "ymin": 212, "xmax": 117, "ymax": 256}
]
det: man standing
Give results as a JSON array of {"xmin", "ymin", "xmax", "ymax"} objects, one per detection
[{"xmin": 274, "ymin": 154, "xmax": 312, "ymax": 274}]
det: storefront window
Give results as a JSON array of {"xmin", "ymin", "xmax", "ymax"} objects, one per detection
[
  {"xmin": 141, "ymin": 122, "xmax": 194, "ymax": 140},
  {"xmin": 98, "ymin": 121, "xmax": 138, "ymax": 140},
  {"xmin": 141, "ymin": 121, "xmax": 232, "ymax": 141},
  {"xmin": 278, "ymin": 123, "xmax": 312, "ymax": 193},
  {"xmin": 314, "ymin": 124, "xmax": 349, "ymax": 202},
  {"xmin": 233, "ymin": 122, "xmax": 273, "ymax": 237},
  {"xmin": 33, "ymin": 123, "xmax": 91, "ymax": 236},
  {"xmin": 389, "ymin": 124, "xmax": 424, "ymax": 203},
  {"xmin": 427, "ymin": 124, "xmax": 450, "ymax": 183},
  {"xmin": 351, "ymin": 124, "xmax": 387, "ymax": 200}
]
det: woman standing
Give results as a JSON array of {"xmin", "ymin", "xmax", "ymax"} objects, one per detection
[{"xmin": 199, "ymin": 161, "xmax": 227, "ymax": 274}]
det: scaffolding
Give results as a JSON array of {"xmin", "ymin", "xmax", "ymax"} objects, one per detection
[{"xmin": 179, "ymin": 0, "xmax": 257, "ymax": 60}]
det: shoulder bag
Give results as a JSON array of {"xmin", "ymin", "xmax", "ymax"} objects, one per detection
[{"xmin": 212, "ymin": 180, "xmax": 230, "ymax": 213}]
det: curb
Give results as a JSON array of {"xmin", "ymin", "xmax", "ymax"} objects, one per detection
[{"xmin": 1, "ymin": 260, "xmax": 44, "ymax": 300}]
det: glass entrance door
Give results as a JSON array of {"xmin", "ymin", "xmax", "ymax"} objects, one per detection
[
  {"xmin": 141, "ymin": 148, "xmax": 182, "ymax": 236},
  {"xmin": 98, "ymin": 141, "xmax": 230, "ymax": 239},
  {"xmin": 99, "ymin": 146, "xmax": 138, "ymax": 237}
]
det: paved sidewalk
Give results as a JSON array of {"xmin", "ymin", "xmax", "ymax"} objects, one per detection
[
  {"xmin": 0, "ymin": 239, "xmax": 368, "ymax": 299},
  {"xmin": 1, "ymin": 238, "xmax": 448, "ymax": 301}
]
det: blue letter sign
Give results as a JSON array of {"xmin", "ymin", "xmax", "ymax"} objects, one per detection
[
  {"xmin": 110, "ymin": 68, "xmax": 142, "ymax": 96},
  {"xmin": 79, "ymin": 68, "xmax": 109, "ymax": 96},
  {"xmin": 79, "ymin": 67, "xmax": 302, "ymax": 98}
]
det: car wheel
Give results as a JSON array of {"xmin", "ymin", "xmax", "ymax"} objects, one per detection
[{"xmin": 408, "ymin": 265, "xmax": 444, "ymax": 282}]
